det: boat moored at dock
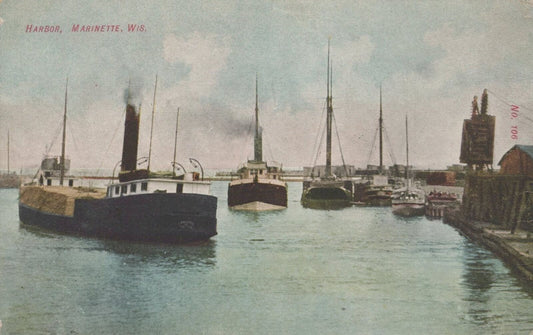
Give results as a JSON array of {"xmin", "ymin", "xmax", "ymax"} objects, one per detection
[
  {"xmin": 391, "ymin": 116, "xmax": 425, "ymax": 217},
  {"xmin": 362, "ymin": 174, "xmax": 393, "ymax": 207},
  {"xmin": 425, "ymin": 190, "xmax": 459, "ymax": 218},
  {"xmin": 391, "ymin": 182, "xmax": 426, "ymax": 217},
  {"xmin": 361, "ymin": 87, "xmax": 393, "ymax": 206},
  {"xmin": 301, "ymin": 177, "xmax": 353, "ymax": 209}
]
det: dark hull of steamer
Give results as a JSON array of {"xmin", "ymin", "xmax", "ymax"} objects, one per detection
[
  {"xmin": 228, "ymin": 181, "xmax": 287, "ymax": 210},
  {"xmin": 19, "ymin": 193, "xmax": 217, "ymax": 244}
]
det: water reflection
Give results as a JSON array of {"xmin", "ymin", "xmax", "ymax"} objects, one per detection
[
  {"xmin": 19, "ymin": 222, "xmax": 78, "ymax": 239},
  {"xmin": 99, "ymin": 239, "xmax": 217, "ymax": 270},
  {"xmin": 228, "ymin": 208, "xmax": 286, "ymax": 223},
  {"xmin": 394, "ymin": 215, "xmax": 425, "ymax": 224},
  {"xmin": 461, "ymin": 241, "xmax": 495, "ymax": 325},
  {"xmin": 516, "ymin": 276, "xmax": 533, "ymax": 299},
  {"xmin": 19, "ymin": 222, "xmax": 217, "ymax": 269}
]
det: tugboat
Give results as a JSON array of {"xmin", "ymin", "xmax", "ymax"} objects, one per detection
[
  {"xmin": 301, "ymin": 40, "xmax": 353, "ymax": 209},
  {"xmin": 391, "ymin": 116, "xmax": 425, "ymax": 217},
  {"xmin": 227, "ymin": 76, "xmax": 287, "ymax": 211},
  {"xmin": 19, "ymin": 81, "xmax": 217, "ymax": 244}
]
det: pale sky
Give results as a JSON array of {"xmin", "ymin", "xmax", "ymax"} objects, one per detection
[{"xmin": 1, "ymin": 0, "xmax": 532, "ymax": 173}]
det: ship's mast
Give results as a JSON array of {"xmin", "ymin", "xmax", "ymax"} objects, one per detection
[
  {"xmin": 254, "ymin": 74, "xmax": 263, "ymax": 162},
  {"xmin": 405, "ymin": 115, "xmax": 409, "ymax": 182},
  {"xmin": 147, "ymin": 74, "xmax": 158, "ymax": 171},
  {"xmin": 60, "ymin": 77, "xmax": 68, "ymax": 186},
  {"xmin": 379, "ymin": 85, "xmax": 383, "ymax": 173},
  {"xmin": 7, "ymin": 130, "xmax": 10, "ymax": 174},
  {"xmin": 325, "ymin": 39, "xmax": 332, "ymax": 177},
  {"xmin": 172, "ymin": 107, "xmax": 180, "ymax": 177}
]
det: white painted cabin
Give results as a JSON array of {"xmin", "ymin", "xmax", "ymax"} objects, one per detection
[{"xmin": 106, "ymin": 175, "xmax": 211, "ymax": 198}]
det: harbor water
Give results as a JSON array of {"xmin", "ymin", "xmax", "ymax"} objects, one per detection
[{"xmin": 1, "ymin": 182, "xmax": 532, "ymax": 334}]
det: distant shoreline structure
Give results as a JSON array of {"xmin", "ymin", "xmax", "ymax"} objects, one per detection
[{"xmin": 8, "ymin": 164, "xmax": 471, "ymax": 184}]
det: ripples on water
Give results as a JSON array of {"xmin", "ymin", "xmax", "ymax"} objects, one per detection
[{"xmin": 1, "ymin": 184, "xmax": 532, "ymax": 334}]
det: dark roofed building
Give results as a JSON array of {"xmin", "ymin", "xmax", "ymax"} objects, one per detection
[{"xmin": 498, "ymin": 145, "xmax": 533, "ymax": 179}]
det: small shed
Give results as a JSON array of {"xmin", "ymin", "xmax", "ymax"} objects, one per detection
[{"xmin": 498, "ymin": 145, "xmax": 533, "ymax": 178}]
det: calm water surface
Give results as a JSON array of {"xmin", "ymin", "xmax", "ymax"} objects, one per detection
[{"xmin": 1, "ymin": 182, "xmax": 532, "ymax": 334}]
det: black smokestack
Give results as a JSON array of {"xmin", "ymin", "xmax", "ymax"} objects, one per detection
[{"xmin": 121, "ymin": 103, "xmax": 140, "ymax": 171}]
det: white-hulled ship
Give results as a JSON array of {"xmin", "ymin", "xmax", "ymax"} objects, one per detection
[
  {"xmin": 227, "ymin": 76, "xmax": 287, "ymax": 211},
  {"xmin": 391, "ymin": 180, "xmax": 426, "ymax": 217},
  {"xmin": 391, "ymin": 116, "xmax": 425, "ymax": 217},
  {"xmin": 301, "ymin": 40, "xmax": 353, "ymax": 209},
  {"xmin": 19, "ymin": 81, "xmax": 217, "ymax": 243}
]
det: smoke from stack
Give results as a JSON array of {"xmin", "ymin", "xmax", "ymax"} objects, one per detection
[{"xmin": 123, "ymin": 80, "xmax": 143, "ymax": 106}]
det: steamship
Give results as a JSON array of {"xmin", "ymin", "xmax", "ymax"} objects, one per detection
[
  {"xmin": 227, "ymin": 76, "xmax": 287, "ymax": 211},
  {"xmin": 300, "ymin": 40, "xmax": 353, "ymax": 209},
  {"xmin": 19, "ymin": 83, "xmax": 217, "ymax": 244}
]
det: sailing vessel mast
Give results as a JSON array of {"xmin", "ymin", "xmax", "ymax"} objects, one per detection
[
  {"xmin": 60, "ymin": 77, "xmax": 68, "ymax": 186},
  {"xmin": 405, "ymin": 115, "xmax": 409, "ymax": 182},
  {"xmin": 254, "ymin": 74, "xmax": 262, "ymax": 162},
  {"xmin": 325, "ymin": 39, "xmax": 332, "ymax": 177},
  {"xmin": 391, "ymin": 114, "xmax": 426, "ymax": 216},
  {"xmin": 379, "ymin": 85, "xmax": 383, "ymax": 173},
  {"xmin": 300, "ymin": 39, "xmax": 352, "ymax": 209},
  {"xmin": 148, "ymin": 74, "xmax": 158, "ymax": 171},
  {"xmin": 7, "ymin": 130, "xmax": 10, "ymax": 174},
  {"xmin": 172, "ymin": 108, "xmax": 180, "ymax": 177}
]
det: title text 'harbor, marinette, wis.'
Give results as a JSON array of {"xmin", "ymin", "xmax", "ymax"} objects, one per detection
[{"xmin": 25, "ymin": 24, "xmax": 146, "ymax": 33}]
